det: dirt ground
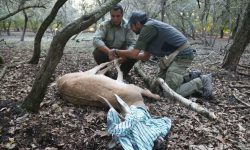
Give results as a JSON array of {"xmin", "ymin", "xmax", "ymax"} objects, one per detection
[{"xmin": 0, "ymin": 32, "xmax": 250, "ymax": 149}]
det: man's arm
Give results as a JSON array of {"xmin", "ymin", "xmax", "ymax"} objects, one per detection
[
  {"xmin": 93, "ymin": 22, "xmax": 111, "ymax": 55},
  {"xmin": 115, "ymin": 25, "xmax": 157, "ymax": 61},
  {"xmin": 115, "ymin": 49, "xmax": 151, "ymax": 61},
  {"xmin": 126, "ymin": 29, "xmax": 136, "ymax": 50}
]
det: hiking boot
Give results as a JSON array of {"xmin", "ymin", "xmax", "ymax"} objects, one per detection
[
  {"xmin": 200, "ymin": 74, "xmax": 213, "ymax": 99},
  {"xmin": 183, "ymin": 69, "xmax": 202, "ymax": 83}
]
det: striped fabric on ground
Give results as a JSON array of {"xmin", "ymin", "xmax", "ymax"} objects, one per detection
[{"xmin": 107, "ymin": 106, "xmax": 172, "ymax": 150}]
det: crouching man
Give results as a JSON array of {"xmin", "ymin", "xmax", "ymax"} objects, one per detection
[
  {"xmin": 112, "ymin": 11, "xmax": 213, "ymax": 99},
  {"xmin": 92, "ymin": 4, "xmax": 137, "ymax": 76}
]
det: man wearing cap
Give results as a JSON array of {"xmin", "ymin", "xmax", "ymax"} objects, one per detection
[
  {"xmin": 113, "ymin": 11, "xmax": 213, "ymax": 99},
  {"xmin": 93, "ymin": 4, "xmax": 137, "ymax": 76}
]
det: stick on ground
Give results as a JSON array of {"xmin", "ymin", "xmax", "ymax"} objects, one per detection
[{"xmin": 156, "ymin": 78, "xmax": 217, "ymax": 120}]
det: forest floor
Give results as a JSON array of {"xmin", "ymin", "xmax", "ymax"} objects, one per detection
[{"xmin": 0, "ymin": 32, "xmax": 250, "ymax": 150}]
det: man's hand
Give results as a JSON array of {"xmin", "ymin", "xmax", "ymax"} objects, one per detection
[
  {"xmin": 118, "ymin": 57, "xmax": 127, "ymax": 64},
  {"xmin": 108, "ymin": 49, "xmax": 118, "ymax": 61}
]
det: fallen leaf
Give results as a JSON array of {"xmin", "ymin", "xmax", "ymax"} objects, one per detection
[
  {"xmin": 238, "ymin": 124, "xmax": 246, "ymax": 132},
  {"xmin": 5, "ymin": 138, "xmax": 16, "ymax": 149}
]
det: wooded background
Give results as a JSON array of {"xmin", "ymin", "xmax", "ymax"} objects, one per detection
[
  {"xmin": 1, "ymin": 0, "xmax": 249, "ymax": 43},
  {"xmin": 0, "ymin": 0, "xmax": 250, "ymax": 149}
]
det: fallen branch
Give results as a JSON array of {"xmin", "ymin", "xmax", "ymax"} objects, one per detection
[
  {"xmin": 134, "ymin": 62, "xmax": 217, "ymax": 120},
  {"xmin": 0, "ymin": 66, "xmax": 7, "ymax": 80},
  {"xmin": 229, "ymin": 84, "xmax": 250, "ymax": 88},
  {"xmin": 190, "ymin": 41, "xmax": 203, "ymax": 45},
  {"xmin": 233, "ymin": 92, "xmax": 250, "ymax": 108},
  {"xmin": 238, "ymin": 64, "xmax": 250, "ymax": 69},
  {"xmin": 0, "ymin": 61, "xmax": 27, "ymax": 80},
  {"xmin": 224, "ymin": 105, "xmax": 248, "ymax": 109},
  {"xmin": 156, "ymin": 78, "xmax": 217, "ymax": 120},
  {"xmin": 207, "ymin": 61, "xmax": 221, "ymax": 66},
  {"xmin": 7, "ymin": 61, "xmax": 27, "ymax": 68},
  {"xmin": 236, "ymin": 71, "xmax": 250, "ymax": 77}
]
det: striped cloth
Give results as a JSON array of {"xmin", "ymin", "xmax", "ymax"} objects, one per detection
[{"xmin": 107, "ymin": 106, "xmax": 172, "ymax": 150}]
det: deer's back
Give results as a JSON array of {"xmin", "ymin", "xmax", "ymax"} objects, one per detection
[{"xmin": 57, "ymin": 73, "xmax": 145, "ymax": 108}]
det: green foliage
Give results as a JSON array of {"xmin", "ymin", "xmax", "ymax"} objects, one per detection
[
  {"xmin": 120, "ymin": 0, "xmax": 248, "ymax": 37},
  {"xmin": 0, "ymin": 0, "xmax": 249, "ymax": 37}
]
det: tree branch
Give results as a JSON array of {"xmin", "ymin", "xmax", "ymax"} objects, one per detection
[
  {"xmin": 0, "ymin": 66, "xmax": 7, "ymax": 80},
  {"xmin": 156, "ymin": 78, "xmax": 217, "ymax": 120},
  {"xmin": 0, "ymin": 5, "xmax": 46, "ymax": 21},
  {"xmin": 233, "ymin": 92, "xmax": 250, "ymax": 108},
  {"xmin": 134, "ymin": 62, "xmax": 217, "ymax": 120},
  {"xmin": 0, "ymin": 61, "xmax": 27, "ymax": 80}
]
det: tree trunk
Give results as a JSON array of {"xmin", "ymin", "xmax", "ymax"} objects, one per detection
[
  {"xmin": 0, "ymin": 55, "xmax": 4, "ymax": 64},
  {"xmin": 7, "ymin": 20, "xmax": 11, "ymax": 36},
  {"xmin": 200, "ymin": 0, "xmax": 210, "ymax": 46},
  {"xmin": 222, "ymin": 1, "xmax": 250, "ymax": 71},
  {"xmin": 220, "ymin": 27, "xmax": 224, "ymax": 38},
  {"xmin": 160, "ymin": 0, "xmax": 166, "ymax": 22},
  {"xmin": 22, "ymin": 0, "xmax": 122, "ymax": 113},
  {"xmin": 231, "ymin": 14, "xmax": 240, "ymax": 39},
  {"xmin": 2, "ymin": 21, "xmax": 7, "ymax": 34},
  {"xmin": 29, "ymin": 0, "xmax": 68, "ymax": 64},
  {"xmin": 21, "ymin": 10, "xmax": 28, "ymax": 41},
  {"xmin": 13, "ymin": 20, "xmax": 20, "ymax": 32},
  {"xmin": 96, "ymin": 0, "xmax": 107, "ymax": 21}
]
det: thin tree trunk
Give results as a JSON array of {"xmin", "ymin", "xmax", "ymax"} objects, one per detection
[
  {"xmin": 220, "ymin": 27, "xmax": 224, "ymax": 38},
  {"xmin": 13, "ymin": 20, "xmax": 20, "ymax": 32},
  {"xmin": 160, "ymin": 0, "xmax": 166, "ymax": 22},
  {"xmin": 29, "ymin": 0, "xmax": 68, "ymax": 64},
  {"xmin": 200, "ymin": 0, "xmax": 210, "ymax": 46},
  {"xmin": 7, "ymin": 20, "xmax": 11, "ymax": 36},
  {"xmin": 222, "ymin": 1, "xmax": 250, "ymax": 71},
  {"xmin": 2, "ymin": 21, "xmax": 7, "ymax": 35},
  {"xmin": 0, "ymin": 55, "xmax": 4, "ymax": 64},
  {"xmin": 22, "ymin": 0, "xmax": 122, "ymax": 112},
  {"xmin": 21, "ymin": 10, "xmax": 28, "ymax": 41}
]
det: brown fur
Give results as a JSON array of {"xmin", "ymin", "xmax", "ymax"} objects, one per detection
[{"xmin": 57, "ymin": 61, "xmax": 160, "ymax": 109}]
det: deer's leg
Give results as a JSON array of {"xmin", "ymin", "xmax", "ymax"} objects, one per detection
[
  {"xmin": 85, "ymin": 61, "xmax": 113, "ymax": 75},
  {"xmin": 114, "ymin": 59, "xmax": 123, "ymax": 82},
  {"xmin": 114, "ymin": 94, "xmax": 130, "ymax": 116},
  {"xmin": 141, "ymin": 89, "xmax": 161, "ymax": 100},
  {"xmin": 97, "ymin": 64, "xmax": 113, "ymax": 75},
  {"xmin": 98, "ymin": 95, "xmax": 124, "ymax": 120}
]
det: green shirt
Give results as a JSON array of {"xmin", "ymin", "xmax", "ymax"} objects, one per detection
[
  {"xmin": 134, "ymin": 25, "xmax": 158, "ymax": 50},
  {"xmin": 93, "ymin": 19, "xmax": 136, "ymax": 50}
]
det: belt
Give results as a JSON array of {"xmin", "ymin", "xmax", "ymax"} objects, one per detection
[{"xmin": 159, "ymin": 41, "xmax": 190, "ymax": 70}]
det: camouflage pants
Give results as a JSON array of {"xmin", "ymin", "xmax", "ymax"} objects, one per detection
[{"xmin": 159, "ymin": 55, "xmax": 203, "ymax": 97}]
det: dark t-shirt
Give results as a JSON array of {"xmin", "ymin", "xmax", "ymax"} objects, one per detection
[
  {"xmin": 134, "ymin": 19, "xmax": 192, "ymax": 57},
  {"xmin": 134, "ymin": 25, "xmax": 157, "ymax": 50}
]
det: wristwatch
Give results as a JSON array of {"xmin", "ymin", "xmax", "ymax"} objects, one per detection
[{"xmin": 113, "ymin": 49, "xmax": 119, "ymax": 57}]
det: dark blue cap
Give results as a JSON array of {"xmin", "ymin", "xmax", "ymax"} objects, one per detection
[{"xmin": 128, "ymin": 11, "xmax": 148, "ymax": 25}]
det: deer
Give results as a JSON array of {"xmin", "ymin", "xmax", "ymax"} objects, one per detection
[
  {"xmin": 56, "ymin": 59, "xmax": 160, "ymax": 115},
  {"xmin": 57, "ymin": 60, "xmax": 170, "ymax": 149}
]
